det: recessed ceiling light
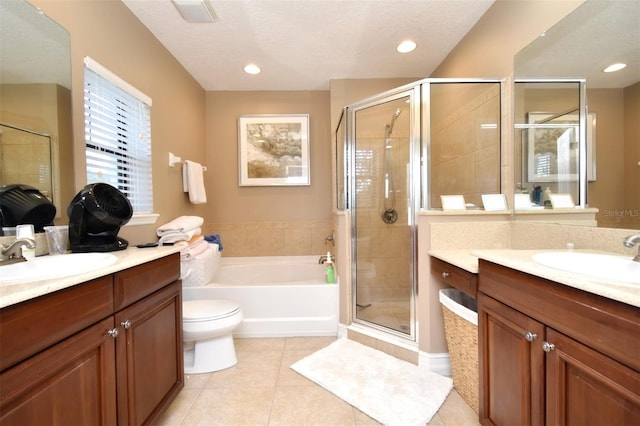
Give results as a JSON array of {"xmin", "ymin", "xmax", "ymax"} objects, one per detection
[
  {"xmin": 396, "ymin": 40, "xmax": 416, "ymax": 53},
  {"xmin": 603, "ymin": 63, "xmax": 627, "ymax": 73},
  {"xmin": 244, "ymin": 64, "xmax": 261, "ymax": 75}
]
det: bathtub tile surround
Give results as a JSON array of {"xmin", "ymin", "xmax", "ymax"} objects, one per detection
[
  {"xmin": 204, "ymin": 220, "xmax": 332, "ymax": 257},
  {"xmin": 156, "ymin": 337, "xmax": 479, "ymax": 426}
]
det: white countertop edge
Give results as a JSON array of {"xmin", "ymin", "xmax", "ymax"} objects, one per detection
[
  {"xmin": 429, "ymin": 249, "xmax": 640, "ymax": 308},
  {"xmin": 0, "ymin": 246, "xmax": 182, "ymax": 309}
]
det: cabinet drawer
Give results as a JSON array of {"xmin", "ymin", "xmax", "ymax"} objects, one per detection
[
  {"xmin": 0, "ymin": 276, "xmax": 114, "ymax": 372},
  {"xmin": 431, "ymin": 257, "xmax": 477, "ymax": 298},
  {"xmin": 114, "ymin": 253, "xmax": 180, "ymax": 310}
]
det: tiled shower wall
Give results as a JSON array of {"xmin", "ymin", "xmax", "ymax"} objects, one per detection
[
  {"xmin": 203, "ymin": 220, "xmax": 333, "ymax": 257},
  {"xmin": 355, "ymin": 135, "xmax": 411, "ymax": 303}
]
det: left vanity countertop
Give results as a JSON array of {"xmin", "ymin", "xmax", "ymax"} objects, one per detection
[{"xmin": 0, "ymin": 245, "xmax": 182, "ymax": 309}]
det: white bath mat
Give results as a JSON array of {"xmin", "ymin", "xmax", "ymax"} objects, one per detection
[{"xmin": 290, "ymin": 338, "xmax": 453, "ymax": 426}]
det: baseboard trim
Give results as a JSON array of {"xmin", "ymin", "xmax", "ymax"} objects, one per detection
[{"xmin": 418, "ymin": 351, "xmax": 451, "ymax": 376}]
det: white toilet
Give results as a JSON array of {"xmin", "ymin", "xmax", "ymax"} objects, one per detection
[
  {"xmin": 182, "ymin": 299, "xmax": 243, "ymax": 374},
  {"xmin": 180, "ymin": 245, "xmax": 243, "ymax": 374}
]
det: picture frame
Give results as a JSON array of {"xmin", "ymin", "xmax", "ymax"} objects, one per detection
[
  {"xmin": 549, "ymin": 193, "xmax": 575, "ymax": 209},
  {"xmin": 481, "ymin": 193, "xmax": 508, "ymax": 211},
  {"xmin": 238, "ymin": 114, "xmax": 310, "ymax": 186},
  {"xmin": 526, "ymin": 112, "xmax": 596, "ymax": 182},
  {"xmin": 440, "ymin": 195, "xmax": 466, "ymax": 211}
]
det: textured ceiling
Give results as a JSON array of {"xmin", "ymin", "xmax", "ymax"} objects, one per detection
[{"xmin": 121, "ymin": 0, "xmax": 495, "ymax": 90}]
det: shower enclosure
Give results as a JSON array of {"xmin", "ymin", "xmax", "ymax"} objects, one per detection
[{"xmin": 337, "ymin": 79, "xmax": 502, "ymax": 340}]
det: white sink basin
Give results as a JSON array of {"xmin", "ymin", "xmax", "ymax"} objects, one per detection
[
  {"xmin": 532, "ymin": 252, "xmax": 640, "ymax": 285},
  {"xmin": 0, "ymin": 253, "xmax": 118, "ymax": 283}
]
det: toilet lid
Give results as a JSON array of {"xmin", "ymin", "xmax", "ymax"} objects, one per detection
[{"xmin": 183, "ymin": 300, "xmax": 240, "ymax": 322}]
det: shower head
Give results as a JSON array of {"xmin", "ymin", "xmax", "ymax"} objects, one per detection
[{"xmin": 385, "ymin": 108, "xmax": 402, "ymax": 139}]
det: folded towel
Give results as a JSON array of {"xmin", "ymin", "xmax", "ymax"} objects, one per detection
[
  {"xmin": 157, "ymin": 216, "xmax": 204, "ymax": 236},
  {"xmin": 158, "ymin": 227, "xmax": 201, "ymax": 244},
  {"xmin": 173, "ymin": 234, "xmax": 204, "ymax": 248},
  {"xmin": 183, "ymin": 160, "xmax": 207, "ymax": 204},
  {"xmin": 179, "ymin": 238, "xmax": 209, "ymax": 259},
  {"xmin": 204, "ymin": 234, "xmax": 223, "ymax": 251}
]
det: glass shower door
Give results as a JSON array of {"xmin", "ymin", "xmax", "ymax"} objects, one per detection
[{"xmin": 350, "ymin": 92, "xmax": 417, "ymax": 338}]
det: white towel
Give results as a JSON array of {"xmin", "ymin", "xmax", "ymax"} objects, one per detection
[
  {"xmin": 183, "ymin": 160, "xmax": 207, "ymax": 204},
  {"xmin": 157, "ymin": 216, "xmax": 204, "ymax": 236},
  {"xmin": 158, "ymin": 227, "xmax": 201, "ymax": 244},
  {"xmin": 180, "ymin": 238, "xmax": 209, "ymax": 260}
]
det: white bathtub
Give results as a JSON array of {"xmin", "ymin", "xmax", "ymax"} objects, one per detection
[{"xmin": 182, "ymin": 255, "xmax": 339, "ymax": 338}]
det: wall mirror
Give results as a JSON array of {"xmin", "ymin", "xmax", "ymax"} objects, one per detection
[
  {"xmin": 0, "ymin": 0, "xmax": 74, "ymax": 226},
  {"xmin": 514, "ymin": 0, "xmax": 639, "ymax": 229}
]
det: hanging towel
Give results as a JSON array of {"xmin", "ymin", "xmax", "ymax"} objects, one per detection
[
  {"xmin": 157, "ymin": 216, "xmax": 204, "ymax": 236},
  {"xmin": 183, "ymin": 160, "xmax": 207, "ymax": 204}
]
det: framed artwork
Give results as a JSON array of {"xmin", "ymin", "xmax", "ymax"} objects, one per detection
[
  {"xmin": 550, "ymin": 193, "xmax": 575, "ymax": 208},
  {"xmin": 440, "ymin": 195, "xmax": 466, "ymax": 211},
  {"xmin": 526, "ymin": 112, "xmax": 596, "ymax": 182},
  {"xmin": 238, "ymin": 114, "xmax": 310, "ymax": 186},
  {"xmin": 481, "ymin": 193, "xmax": 508, "ymax": 211}
]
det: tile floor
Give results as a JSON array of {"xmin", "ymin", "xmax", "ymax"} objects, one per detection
[{"xmin": 158, "ymin": 337, "xmax": 480, "ymax": 426}]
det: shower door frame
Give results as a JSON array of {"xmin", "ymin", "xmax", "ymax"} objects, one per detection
[{"xmin": 345, "ymin": 84, "xmax": 422, "ymax": 341}]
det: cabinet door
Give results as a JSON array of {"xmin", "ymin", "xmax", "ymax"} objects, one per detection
[
  {"xmin": 0, "ymin": 317, "xmax": 117, "ymax": 425},
  {"xmin": 479, "ymin": 293, "xmax": 545, "ymax": 426},
  {"xmin": 545, "ymin": 328, "xmax": 640, "ymax": 425},
  {"xmin": 115, "ymin": 281, "xmax": 183, "ymax": 425}
]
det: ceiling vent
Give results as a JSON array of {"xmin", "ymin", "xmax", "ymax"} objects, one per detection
[{"xmin": 172, "ymin": 0, "xmax": 218, "ymax": 23}]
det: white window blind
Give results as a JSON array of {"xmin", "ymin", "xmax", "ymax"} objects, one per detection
[{"xmin": 84, "ymin": 57, "xmax": 153, "ymax": 214}]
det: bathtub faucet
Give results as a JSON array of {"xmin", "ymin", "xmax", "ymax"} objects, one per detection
[
  {"xmin": 324, "ymin": 231, "xmax": 335, "ymax": 247},
  {"xmin": 318, "ymin": 255, "xmax": 328, "ymax": 264}
]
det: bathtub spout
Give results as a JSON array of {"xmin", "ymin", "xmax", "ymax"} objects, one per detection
[{"xmin": 318, "ymin": 255, "xmax": 328, "ymax": 264}]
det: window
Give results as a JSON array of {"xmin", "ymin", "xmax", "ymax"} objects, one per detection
[{"xmin": 83, "ymin": 57, "xmax": 154, "ymax": 221}]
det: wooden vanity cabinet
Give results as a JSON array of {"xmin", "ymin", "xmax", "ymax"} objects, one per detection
[
  {"xmin": 478, "ymin": 260, "xmax": 640, "ymax": 426},
  {"xmin": 0, "ymin": 253, "xmax": 184, "ymax": 425},
  {"xmin": 430, "ymin": 256, "xmax": 477, "ymax": 297}
]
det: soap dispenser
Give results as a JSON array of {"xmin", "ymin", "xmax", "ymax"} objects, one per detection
[
  {"xmin": 325, "ymin": 251, "xmax": 335, "ymax": 284},
  {"xmin": 543, "ymin": 187, "xmax": 552, "ymax": 208}
]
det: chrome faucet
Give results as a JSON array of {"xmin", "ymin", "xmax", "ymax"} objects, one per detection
[
  {"xmin": 623, "ymin": 234, "xmax": 640, "ymax": 262},
  {"xmin": 318, "ymin": 255, "xmax": 328, "ymax": 264},
  {"xmin": 1, "ymin": 238, "xmax": 36, "ymax": 260}
]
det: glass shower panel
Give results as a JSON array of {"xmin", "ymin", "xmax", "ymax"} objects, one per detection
[
  {"xmin": 352, "ymin": 95, "xmax": 413, "ymax": 336},
  {"xmin": 428, "ymin": 82, "xmax": 502, "ymax": 208}
]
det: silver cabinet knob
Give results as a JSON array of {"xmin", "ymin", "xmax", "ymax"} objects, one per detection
[
  {"xmin": 121, "ymin": 320, "xmax": 132, "ymax": 329},
  {"xmin": 441, "ymin": 272, "xmax": 450, "ymax": 278},
  {"xmin": 524, "ymin": 331, "xmax": 537, "ymax": 342},
  {"xmin": 107, "ymin": 328, "xmax": 119, "ymax": 338},
  {"xmin": 542, "ymin": 341, "xmax": 555, "ymax": 352}
]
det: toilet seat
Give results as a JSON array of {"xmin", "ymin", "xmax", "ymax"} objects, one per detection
[{"xmin": 183, "ymin": 300, "xmax": 240, "ymax": 322}]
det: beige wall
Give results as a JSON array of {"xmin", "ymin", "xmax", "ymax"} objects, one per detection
[
  {"xmin": 32, "ymin": 0, "xmax": 207, "ymax": 245},
  {"xmin": 203, "ymin": 91, "xmax": 333, "ymax": 256}
]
